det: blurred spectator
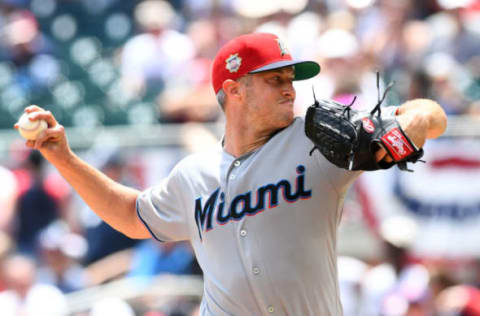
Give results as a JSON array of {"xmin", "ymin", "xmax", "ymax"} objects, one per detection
[
  {"xmin": 36, "ymin": 220, "xmax": 89, "ymax": 293},
  {"xmin": 11, "ymin": 150, "xmax": 61, "ymax": 255},
  {"xmin": 82, "ymin": 153, "xmax": 139, "ymax": 264},
  {"xmin": 2, "ymin": 10, "xmax": 45, "ymax": 65},
  {"xmin": 89, "ymin": 297, "xmax": 135, "ymax": 316},
  {"xmin": 436, "ymin": 285, "xmax": 480, "ymax": 316},
  {"xmin": 0, "ymin": 232, "xmax": 14, "ymax": 292},
  {"xmin": 120, "ymin": 0, "xmax": 195, "ymax": 103},
  {"xmin": 295, "ymin": 27, "xmax": 379, "ymax": 115},
  {"xmin": 128, "ymin": 240, "xmax": 197, "ymax": 278},
  {"xmin": 429, "ymin": 268, "xmax": 457, "ymax": 302},
  {"xmin": 157, "ymin": 19, "xmax": 220, "ymax": 123},
  {"xmin": 316, "ymin": 28, "xmax": 363, "ymax": 102},
  {"xmin": 359, "ymin": 240, "xmax": 431, "ymax": 316},
  {"xmin": 338, "ymin": 255, "xmax": 368, "ymax": 316},
  {"xmin": 0, "ymin": 165, "xmax": 18, "ymax": 231},
  {"xmin": 423, "ymin": 52, "xmax": 472, "ymax": 114},
  {"xmin": 0, "ymin": 254, "xmax": 68, "ymax": 316},
  {"xmin": 361, "ymin": 0, "xmax": 414, "ymax": 73},
  {"xmin": 430, "ymin": 2, "xmax": 480, "ymax": 65},
  {"xmin": 0, "ymin": 0, "xmax": 476, "ymax": 130},
  {"xmin": 0, "ymin": 9, "xmax": 57, "ymax": 96},
  {"xmin": 190, "ymin": 304, "xmax": 200, "ymax": 316}
]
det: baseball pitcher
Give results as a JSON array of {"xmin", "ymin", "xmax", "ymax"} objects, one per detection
[{"xmin": 16, "ymin": 33, "xmax": 447, "ymax": 315}]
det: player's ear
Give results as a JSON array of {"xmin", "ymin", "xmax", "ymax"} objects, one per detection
[{"xmin": 223, "ymin": 79, "xmax": 241, "ymax": 99}]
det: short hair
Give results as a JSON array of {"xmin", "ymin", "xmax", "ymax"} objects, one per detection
[{"xmin": 216, "ymin": 89, "xmax": 226, "ymax": 109}]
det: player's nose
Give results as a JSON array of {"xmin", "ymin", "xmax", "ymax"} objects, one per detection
[{"xmin": 281, "ymin": 82, "xmax": 295, "ymax": 99}]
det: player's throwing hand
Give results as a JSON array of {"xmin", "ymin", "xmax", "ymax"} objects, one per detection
[{"xmin": 14, "ymin": 105, "xmax": 71, "ymax": 164}]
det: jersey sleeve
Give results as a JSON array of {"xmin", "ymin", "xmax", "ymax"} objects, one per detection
[
  {"xmin": 136, "ymin": 165, "xmax": 190, "ymax": 242},
  {"xmin": 315, "ymin": 154, "xmax": 362, "ymax": 195}
]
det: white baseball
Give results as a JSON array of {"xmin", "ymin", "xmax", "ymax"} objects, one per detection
[{"xmin": 17, "ymin": 113, "xmax": 48, "ymax": 140}]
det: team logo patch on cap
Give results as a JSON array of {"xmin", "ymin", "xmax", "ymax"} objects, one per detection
[
  {"xmin": 225, "ymin": 53, "xmax": 242, "ymax": 73},
  {"xmin": 276, "ymin": 38, "xmax": 289, "ymax": 56}
]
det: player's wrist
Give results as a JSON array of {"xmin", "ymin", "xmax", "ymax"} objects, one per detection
[{"xmin": 43, "ymin": 145, "xmax": 76, "ymax": 169}]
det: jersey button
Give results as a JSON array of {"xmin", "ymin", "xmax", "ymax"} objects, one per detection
[
  {"xmin": 240, "ymin": 230, "xmax": 247, "ymax": 237},
  {"xmin": 252, "ymin": 267, "xmax": 260, "ymax": 275},
  {"xmin": 234, "ymin": 160, "xmax": 241, "ymax": 167},
  {"xmin": 267, "ymin": 306, "xmax": 275, "ymax": 313},
  {"xmin": 229, "ymin": 174, "xmax": 235, "ymax": 180}
]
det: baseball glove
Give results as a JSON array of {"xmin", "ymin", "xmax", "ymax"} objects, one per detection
[{"xmin": 305, "ymin": 74, "xmax": 424, "ymax": 172}]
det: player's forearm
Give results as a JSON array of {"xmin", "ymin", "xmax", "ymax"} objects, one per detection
[
  {"xmin": 398, "ymin": 98, "xmax": 447, "ymax": 139},
  {"xmin": 16, "ymin": 106, "xmax": 150, "ymax": 239},
  {"xmin": 53, "ymin": 150, "xmax": 149, "ymax": 239}
]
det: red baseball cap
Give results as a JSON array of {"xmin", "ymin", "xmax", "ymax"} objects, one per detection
[{"xmin": 211, "ymin": 33, "xmax": 320, "ymax": 93}]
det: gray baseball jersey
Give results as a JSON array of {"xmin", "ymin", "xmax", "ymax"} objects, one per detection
[{"xmin": 137, "ymin": 117, "xmax": 360, "ymax": 316}]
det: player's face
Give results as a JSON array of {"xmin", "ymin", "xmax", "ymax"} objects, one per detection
[{"xmin": 241, "ymin": 67, "xmax": 296, "ymax": 130}]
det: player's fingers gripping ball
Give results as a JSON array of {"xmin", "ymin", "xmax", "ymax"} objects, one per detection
[{"xmin": 16, "ymin": 112, "xmax": 48, "ymax": 140}]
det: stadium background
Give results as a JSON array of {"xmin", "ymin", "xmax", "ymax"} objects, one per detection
[{"xmin": 0, "ymin": 0, "xmax": 479, "ymax": 315}]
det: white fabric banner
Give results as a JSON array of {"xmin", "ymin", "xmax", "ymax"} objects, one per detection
[{"xmin": 357, "ymin": 138, "xmax": 480, "ymax": 258}]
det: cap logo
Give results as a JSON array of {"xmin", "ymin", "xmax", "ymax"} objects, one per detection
[
  {"xmin": 225, "ymin": 53, "xmax": 242, "ymax": 73},
  {"xmin": 276, "ymin": 38, "xmax": 289, "ymax": 56}
]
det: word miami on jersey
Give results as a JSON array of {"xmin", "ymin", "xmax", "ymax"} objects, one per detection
[{"xmin": 194, "ymin": 165, "xmax": 312, "ymax": 240}]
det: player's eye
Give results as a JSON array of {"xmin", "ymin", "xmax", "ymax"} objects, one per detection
[{"xmin": 268, "ymin": 76, "xmax": 281, "ymax": 83}]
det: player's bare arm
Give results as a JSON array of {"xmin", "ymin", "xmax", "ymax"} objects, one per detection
[
  {"xmin": 396, "ymin": 98, "xmax": 447, "ymax": 139},
  {"xmin": 14, "ymin": 105, "xmax": 150, "ymax": 239}
]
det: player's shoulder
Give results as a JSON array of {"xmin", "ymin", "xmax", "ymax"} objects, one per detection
[
  {"xmin": 174, "ymin": 145, "xmax": 223, "ymax": 175},
  {"xmin": 293, "ymin": 115, "xmax": 311, "ymax": 132},
  {"xmin": 283, "ymin": 116, "xmax": 309, "ymax": 140},
  {"xmin": 264, "ymin": 117, "xmax": 316, "ymax": 155},
  {"xmin": 293, "ymin": 116, "xmax": 306, "ymax": 127},
  {"xmin": 278, "ymin": 116, "xmax": 305, "ymax": 135},
  {"xmin": 266, "ymin": 116, "xmax": 311, "ymax": 148}
]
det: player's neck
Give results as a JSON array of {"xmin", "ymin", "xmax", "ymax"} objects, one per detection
[{"xmin": 224, "ymin": 121, "xmax": 275, "ymax": 158}]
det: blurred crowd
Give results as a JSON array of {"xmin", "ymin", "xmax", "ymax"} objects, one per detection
[
  {"xmin": 0, "ymin": 147, "xmax": 203, "ymax": 316},
  {"xmin": 0, "ymin": 0, "xmax": 478, "ymax": 128},
  {"xmin": 0, "ymin": 0, "xmax": 479, "ymax": 315}
]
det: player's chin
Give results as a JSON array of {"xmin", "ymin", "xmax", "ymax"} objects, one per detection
[
  {"xmin": 277, "ymin": 112, "xmax": 295, "ymax": 128},
  {"xmin": 275, "ymin": 102, "xmax": 294, "ymax": 122}
]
